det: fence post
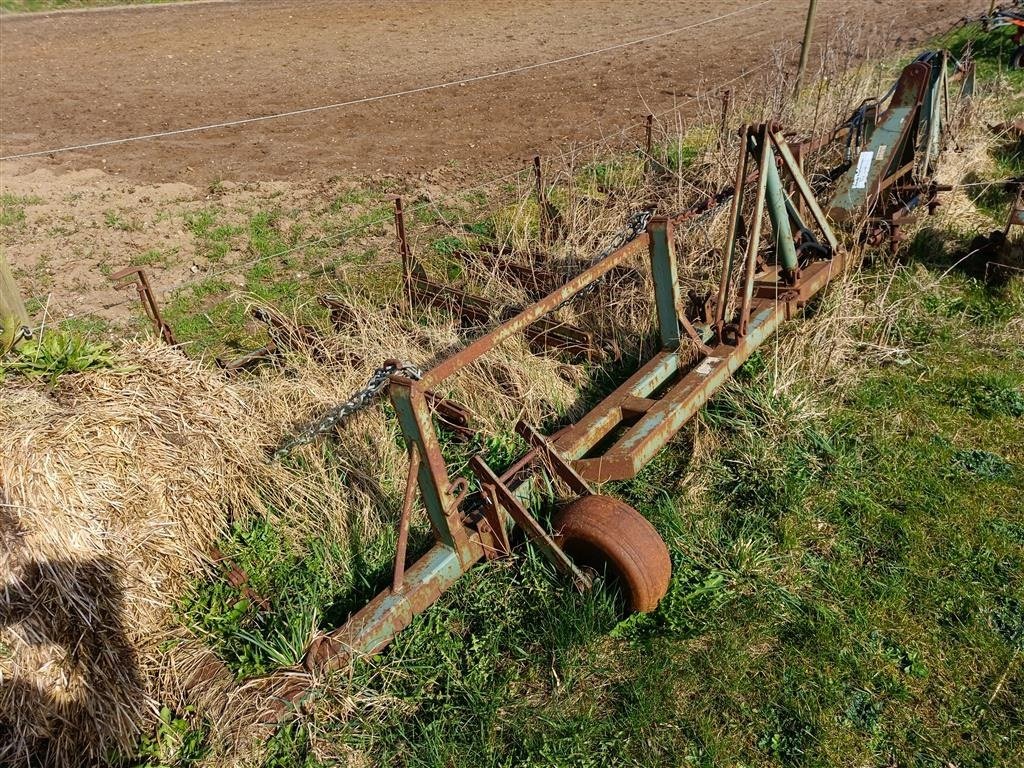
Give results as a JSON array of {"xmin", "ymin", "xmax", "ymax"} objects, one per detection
[
  {"xmin": 0, "ymin": 252, "xmax": 29, "ymax": 327},
  {"xmin": 794, "ymin": 0, "xmax": 819, "ymax": 97}
]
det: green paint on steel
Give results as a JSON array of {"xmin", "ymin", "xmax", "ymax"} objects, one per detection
[
  {"xmin": 648, "ymin": 217, "xmax": 682, "ymax": 350},
  {"xmin": 749, "ymin": 131, "xmax": 798, "ymax": 272},
  {"xmin": 390, "ymin": 383, "xmax": 458, "ymax": 551},
  {"xmin": 828, "ymin": 62, "xmax": 930, "ymax": 220}
]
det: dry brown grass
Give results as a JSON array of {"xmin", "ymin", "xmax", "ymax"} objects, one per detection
[
  {"xmin": 0, "ymin": 301, "xmax": 584, "ymax": 763},
  {"xmin": 0, "ymin": 15, "xmax": 986, "ymax": 764}
]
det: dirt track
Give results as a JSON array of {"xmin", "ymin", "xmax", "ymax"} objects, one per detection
[{"xmin": 0, "ymin": 0, "xmax": 972, "ymax": 185}]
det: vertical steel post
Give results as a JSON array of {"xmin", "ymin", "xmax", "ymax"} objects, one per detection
[
  {"xmin": 749, "ymin": 131, "xmax": 798, "ymax": 275},
  {"xmin": 720, "ymin": 89, "xmax": 733, "ymax": 138},
  {"xmin": 922, "ymin": 52, "xmax": 947, "ymax": 177},
  {"xmin": 394, "ymin": 196, "xmax": 413, "ymax": 308},
  {"xmin": 389, "ymin": 379, "xmax": 474, "ymax": 564},
  {"xmin": 534, "ymin": 155, "xmax": 548, "ymax": 244},
  {"xmin": 392, "ymin": 445, "xmax": 421, "ymax": 593},
  {"xmin": 794, "ymin": 0, "xmax": 819, "ymax": 96},
  {"xmin": 716, "ymin": 125, "xmax": 751, "ymax": 333},
  {"xmin": 739, "ymin": 130, "xmax": 772, "ymax": 335},
  {"xmin": 648, "ymin": 216, "xmax": 681, "ymax": 350}
]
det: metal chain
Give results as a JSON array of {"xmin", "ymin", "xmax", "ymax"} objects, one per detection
[
  {"xmin": 555, "ymin": 206, "xmax": 656, "ymax": 309},
  {"xmin": 272, "ymin": 207, "xmax": 653, "ymax": 460},
  {"xmin": 271, "ymin": 359, "xmax": 422, "ymax": 460}
]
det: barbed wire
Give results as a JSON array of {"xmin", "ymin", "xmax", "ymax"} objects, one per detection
[
  {"xmin": 36, "ymin": 41, "xmax": 802, "ymax": 330},
  {"xmin": 24, "ymin": 9, "xmax": 999, "ymax": 331}
]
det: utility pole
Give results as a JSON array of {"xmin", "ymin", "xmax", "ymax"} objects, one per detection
[{"xmin": 794, "ymin": 0, "xmax": 819, "ymax": 97}]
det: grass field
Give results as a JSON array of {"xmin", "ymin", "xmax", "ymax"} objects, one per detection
[
  {"xmin": 3, "ymin": 18, "xmax": 1021, "ymax": 768},
  {"xmin": 154, "ymin": 256, "xmax": 1023, "ymax": 767},
  {"xmin": 109, "ymin": 26, "xmax": 1024, "ymax": 767}
]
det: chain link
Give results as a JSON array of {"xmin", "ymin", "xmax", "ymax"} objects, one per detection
[
  {"xmin": 271, "ymin": 207, "xmax": 655, "ymax": 459},
  {"xmin": 556, "ymin": 206, "xmax": 656, "ymax": 309},
  {"xmin": 271, "ymin": 359, "xmax": 422, "ymax": 460}
]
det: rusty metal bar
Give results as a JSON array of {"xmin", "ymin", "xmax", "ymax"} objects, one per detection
[
  {"xmin": 534, "ymin": 155, "xmax": 546, "ymax": 244},
  {"xmin": 392, "ymin": 445, "xmax": 421, "ymax": 593},
  {"xmin": 516, "ymin": 421, "xmax": 592, "ymax": 497},
  {"xmin": 395, "ymin": 196, "xmax": 420, "ymax": 309},
  {"xmin": 794, "ymin": 0, "xmax": 819, "ymax": 96},
  {"xmin": 419, "ymin": 235, "xmax": 648, "ymax": 389},
  {"xmin": 469, "ymin": 455, "xmax": 590, "ymax": 590},
  {"xmin": 739, "ymin": 127, "xmax": 772, "ymax": 335},
  {"xmin": 389, "ymin": 377, "xmax": 474, "ymax": 562},
  {"xmin": 716, "ymin": 125, "xmax": 750, "ymax": 332},
  {"xmin": 110, "ymin": 266, "xmax": 177, "ymax": 345},
  {"xmin": 306, "ymin": 535, "xmax": 485, "ymax": 673}
]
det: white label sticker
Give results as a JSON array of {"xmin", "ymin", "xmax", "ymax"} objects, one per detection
[
  {"xmin": 852, "ymin": 151, "xmax": 875, "ymax": 190},
  {"xmin": 696, "ymin": 357, "xmax": 722, "ymax": 377}
]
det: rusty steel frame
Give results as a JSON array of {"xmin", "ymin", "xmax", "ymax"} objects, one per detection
[
  {"xmin": 305, "ymin": 127, "xmax": 847, "ymax": 672},
  {"xmin": 303, "ymin": 49, "xmax": 969, "ymax": 676}
]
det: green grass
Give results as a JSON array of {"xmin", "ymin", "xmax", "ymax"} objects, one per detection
[
  {"xmin": 309, "ymin": 262, "xmax": 1022, "ymax": 767},
  {"xmin": 0, "ymin": 192, "xmax": 42, "ymax": 227},
  {"xmin": 0, "ymin": 329, "xmax": 124, "ymax": 383},
  {"xmin": 103, "ymin": 20, "xmax": 1024, "ymax": 766},
  {"xmin": 130, "ymin": 247, "xmax": 177, "ymax": 269},
  {"xmin": 184, "ymin": 208, "xmax": 242, "ymax": 263},
  {"xmin": 0, "ymin": 0, "xmax": 190, "ymax": 11},
  {"xmin": 158, "ymin": 255, "xmax": 1022, "ymax": 767}
]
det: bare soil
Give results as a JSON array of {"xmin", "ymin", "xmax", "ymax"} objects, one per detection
[
  {"xmin": 1, "ymin": 0, "xmax": 967, "ymax": 185},
  {"xmin": 0, "ymin": 0, "xmax": 970, "ymax": 320}
]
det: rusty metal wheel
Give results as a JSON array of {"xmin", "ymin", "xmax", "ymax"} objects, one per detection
[{"xmin": 553, "ymin": 495, "xmax": 671, "ymax": 613}]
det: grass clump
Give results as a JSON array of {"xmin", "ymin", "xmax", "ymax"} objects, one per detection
[
  {"xmin": 0, "ymin": 330, "xmax": 121, "ymax": 383},
  {"xmin": 0, "ymin": 192, "xmax": 42, "ymax": 227}
]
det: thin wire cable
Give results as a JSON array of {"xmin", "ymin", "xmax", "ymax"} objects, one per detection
[
  {"xmin": 41, "ymin": 42, "xmax": 800, "ymax": 328},
  {"xmin": 0, "ymin": 1, "xmax": 774, "ymax": 162}
]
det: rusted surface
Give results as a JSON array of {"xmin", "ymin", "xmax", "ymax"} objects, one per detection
[
  {"xmin": 552, "ymin": 495, "xmax": 671, "ymax": 613},
  {"xmin": 215, "ymin": 307, "xmax": 329, "ymax": 373},
  {"xmin": 424, "ymin": 391, "xmax": 475, "ymax": 440},
  {"xmin": 419, "ymin": 234, "xmax": 650, "ymax": 389},
  {"xmin": 209, "ymin": 546, "xmax": 270, "ymax": 611},
  {"xmin": 392, "ymin": 447, "xmax": 421, "ymax": 593},
  {"xmin": 303, "ymin": 83, "xmax": 958, "ymax": 674},
  {"xmin": 318, "ymin": 294, "xmax": 357, "ymax": 331},
  {"xmin": 453, "ymin": 249, "xmax": 562, "ymax": 295},
  {"xmin": 109, "ymin": 266, "xmax": 177, "ymax": 345},
  {"xmin": 469, "ymin": 454, "xmax": 590, "ymax": 590},
  {"xmin": 216, "ymin": 343, "xmax": 279, "ymax": 375},
  {"xmin": 306, "ymin": 535, "xmax": 484, "ymax": 674}
]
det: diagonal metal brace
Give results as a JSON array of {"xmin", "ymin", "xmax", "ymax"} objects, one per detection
[{"xmin": 469, "ymin": 454, "xmax": 591, "ymax": 591}]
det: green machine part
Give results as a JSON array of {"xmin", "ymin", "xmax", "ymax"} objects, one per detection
[{"xmin": 827, "ymin": 59, "xmax": 932, "ymax": 222}]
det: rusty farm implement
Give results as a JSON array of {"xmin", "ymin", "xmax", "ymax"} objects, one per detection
[{"xmin": 283, "ymin": 50, "xmax": 974, "ymax": 675}]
